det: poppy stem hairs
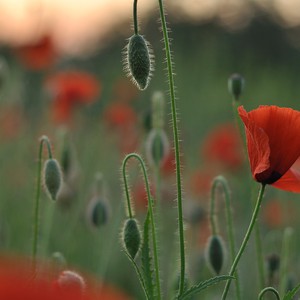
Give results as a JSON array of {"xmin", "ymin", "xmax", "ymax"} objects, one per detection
[
  {"xmin": 209, "ymin": 176, "xmax": 241, "ymax": 300},
  {"xmin": 32, "ymin": 135, "xmax": 53, "ymax": 270},
  {"xmin": 122, "ymin": 153, "xmax": 162, "ymax": 299},
  {"xmin": 221, "ymin": 183, "xmax": 266, "ymax": 300},
  {"xmin": 157, "ymin": 0, "xmax": 186, "ymax": 296}
]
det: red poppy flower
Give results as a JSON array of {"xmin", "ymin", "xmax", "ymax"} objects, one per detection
[
  {"xmin": 46, "ymin": 71, "xmax": 100, "ymax": 122},
  {"xmin": 238, "ymin": 105, "xmax": 300, "ymax": 192},
  {"xmin": 15, "ymin": 36, "xmax": 57, "ymax": 70},
  {"xmin": 202, "ymin": 123, "xmax": 243, "ymax": 171},
  {"xmin": 0, "ymin": 257, "xmax": 130, "ymax": 300}
]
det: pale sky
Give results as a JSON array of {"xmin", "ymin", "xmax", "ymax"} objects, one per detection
[{"xmin": 0, "ymin": 0, "xmax": 299, "ymax": 55}]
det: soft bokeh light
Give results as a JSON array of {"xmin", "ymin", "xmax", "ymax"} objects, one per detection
[{"xmin": 0, "ymin": 0, "xmax": 299, "ymax": 55}]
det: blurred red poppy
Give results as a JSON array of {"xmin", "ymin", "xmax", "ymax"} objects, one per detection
[
  {"xmin": 239, "ymin": 105, "xmax": 300, "ymax": 192},
  {"xmin": 46, "ymin": 71, "xmax": 100, "ymax": 122},
  {"xmin": 15, "ymin": 36, "xmax": 57, "ymax": 70},
  {"xmin": 104, "ymin": 102, "xmax": 137, "ymax": 130},
  {"xmin": 202, "ymin": 123, "xmax": 243, "ymax": 171},
  {"xmin": 0, "ymin": 257, "xmax": 130, "ymax": 300}
]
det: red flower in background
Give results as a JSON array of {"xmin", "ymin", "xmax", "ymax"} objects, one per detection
[
  {"xmin": 15, "ymin": 36, "xmax": 57, "ymax": 70},
  {"xmin": 0, "ymin": 257, "xmax": 130, "ymax": 300},
  {"xmin": 104, "ymin": 102, "xmax": 137, "ymax": 130},
  {"xmin": 239, "ymin": 105, "xmax": 300, "ymax": 192},
  {"xmin": 46, "ymin": 71, "xmax": 100, "ymax": 123},
  {"xmin": 202, "ymin": 123, "xmax": 243, "ymax": 171}
]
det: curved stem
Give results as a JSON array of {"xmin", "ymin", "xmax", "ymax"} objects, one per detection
[
  {"xmin": 222, "ymin": 183, "xmax": 266, "ymax": 300},
  {"xmin": 32, "ymin": 135, "xmax": 52, "ymax": 269},
  {"xmin": 122, "ymin": 153, "xmax": 161, "ymax": 299},
  {"xmin": 210, "ymin": 176, "xmax": 241, "ymax": 300},
  {"xmin": 122, "ymin": 158, "xmax": 134, "ymax": 219},
  {"xmin": 133, "ymin": 0, "xmax": 138, "ymax": 35},
  {"xmin": 258, "ymin": 287, "xmax": 281, "ymax": 300},
  {"xmin": 157, "ymin": 0, "xmax": 185, "ymax": 296}
]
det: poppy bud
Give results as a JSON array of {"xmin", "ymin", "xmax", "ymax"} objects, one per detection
[
  {"xmin": 86, "ymin": 197, "xmax": 109, "ymax": 228},
  {"xmin": 122, "ymin": 218, "xmax": 141, "ymax": 259},
  {"xmin": 55, "ymin": 270, "xmax": 86, "ymax": 294},
  {"xmin": 228, "ymin": 73, "xmax": 245, "ymax": 100},
  {"xmin": 145, "ymin": 129, "xmax": 170, "ymax": 167},
  {"xmin": 43, "ymin": 159, "xmax": 62, "ymax": 201},
  {"xmin": 124, "ymin": 34, "xmax": 154, "ymax": 90},
  {"xmin": 266, "ymin": 253, "xmax": 280, "ymax": 277},
  {"xmin": 205, "ymin": 235, "xmax": 226, "ymax": 275}
]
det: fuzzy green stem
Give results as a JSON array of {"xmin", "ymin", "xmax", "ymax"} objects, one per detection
[
  {"xmin": 210, "ymin": 175, "xmax": 241, "ymax": 300},
  {"xmin": 258, "ymin": 287, "xmax": 280, "ymax": 300},
  {"xmin": 157, "ymin": 0, "xmax": 185, "ymax": 296},
  {"xmin": 122, "ymin": 153, "xmax": 162, "ymax": 299},
  {"xmin": 222, "ymin": 183, "xmax": 266, "ymax": 300},
  {"xmin": 133, "ymin": 0, "xmax": 138, "ymax": 35},
  {"xmin": 279, "ymin": 227, "xmax": 294, "ymax": 296},
  {"xmin": 122, "ymin": 159, "xmax": 134, "ymax": 219},
  {"xmin": 32, "ymin": 135, "xmax": 52, "ymax": 269}
]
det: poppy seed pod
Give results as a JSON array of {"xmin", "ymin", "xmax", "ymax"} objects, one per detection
[
  {"xmin": 122, "ymin": 218, "xmax": 141, "ymax": 259},
  {"xmin": 145, "ymin": 129, "xmax": 170, "ymax": 167},
  {"xmin": 124, "ymin": 34, "xmax": 154, "ymax": 90},
  {"xmin": 266, "ymin": 253, "xmax": 280, "ymax": 277},
  {"xmin": 228, "ymin": 73, "xmax": 244, "ymax": 100},
  {"xmin": 43, "ymin": 159, "xmax": 62, "ymax": 201},
  {"xmin": 205, "ymin": 235, "xmax": 226, "ymax": 275}
]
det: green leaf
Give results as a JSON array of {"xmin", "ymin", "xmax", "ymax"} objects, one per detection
[
  {"xmin": 283, "ymin": 283, "xmax": 300, "ymax": 300},
  {"xmin": 141, "ymin": 211, "xmax": 155, "ymax": 299},
  {"xmin": 178, "ymin": 275, "xmax": 234, "ymax": 300}
]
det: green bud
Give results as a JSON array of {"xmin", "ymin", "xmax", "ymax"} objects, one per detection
[
  {"xmin": 86, "ymin": 197, "xmax": 109, "ymax": 228},
  {"xmin": 122, "ymin": 218, "xmax": 141, "ymax": 259},
  {"xmin": 228, "ymin": 73, "xmax": 245, "ymax": 100},
  {"xmin": 205, "ymin": 235, "xmax": 226, "ymax": 275},
  {"xmin": 145, "ymin": 129, "xmax": 170, "ymax": 167},
  {"xmin": 44, "ymin": 159, "xmax": 62, "ymax": 201},
  {"xmin": 124, "ymin": 34, "xmax": 154, "ymax": 91}
]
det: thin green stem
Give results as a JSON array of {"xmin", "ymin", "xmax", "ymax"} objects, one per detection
[
  {"xmin": 232, "ymin": 102, "xmax": 266, "ymax": 289},
  {"xmin": 258, "ymin": 287, "xmax": 281, "ymax": 300},
  {"xmin": 133, "ymin": 0, "xmax": 138, "ymax": 35},
  {"xmin": 123, "ymin": 153, "xmax": 162, "ymax": 299},
  {"xmin": 210, "ymin": 175, "xmax": 241, "ymax": 300},
  {"xmin": 157, "ymin": 0, "xmax": 185, "ymax": 296},
  {"xmin": 279, "ymin": 227, "xmax": 294, "ymax": 296},
  {"xmin": 222, "ymin": 183, "xmax": 266, "ymax": 300},
  {"xmin": 122, "ymin": 158, "xmax": 134, "ymax": 219},
  {"xmin": 32, "ymin": 135, "xmax": 52, "ymax": 269}
]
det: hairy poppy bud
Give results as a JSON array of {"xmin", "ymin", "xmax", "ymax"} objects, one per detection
[
  {"xmin": 43, "ymin": 159, "xmax": 62, "ymax": 201},
  {"xmin": 86, "ymin": 197, "xmax": 109, "ymax": 228},
  {"xmin": 145, "ymin": 129, "xmax": 170, "ymax": 167},
  {"xmin": 122, "ymin": 218, "xmax": 141, "ymax": 259},
  {"xmin": 228, "ymin": 73, "xmax": 245, "ymax": 100},
  {"xmin": 205, "ymin": 235, "xmax": 226, "ymax": 275},
  {"xmin": 124, "ymin": 34, "xmax": 154, "ymax": 91}
]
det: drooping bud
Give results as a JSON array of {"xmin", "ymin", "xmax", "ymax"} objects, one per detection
[
  {"xmin": 122, "ymin": 218, "xmax": 141, "ymax": 259},
  {"xmin": 124, "ymin": 34, "xmax": 154, "ymax": 91},
  {"xmin": 145, "ymin": 129, "xmax": 170, "ymax": 167},
  {"xmin": 205, "ymin": 235, "xmax": 226, "ymax": 275},
  {"xmin": 228, "ymin": 73, "xmax": 245, "ymax": 100},
  {"xmin": 43, "ymin": 159, "xmax": 62, "ymax": 201},
  {"xmin": 86, "ymin": 197, "xmax": 109, "ymax": 228}
]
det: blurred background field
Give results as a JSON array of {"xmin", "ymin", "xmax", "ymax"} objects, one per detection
[{"xmin": 1, "ymin": 0, "xmax": 300, "ymax": 299}]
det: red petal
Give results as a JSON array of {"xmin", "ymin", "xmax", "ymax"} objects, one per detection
[
  {"xmin": 239, "ymin": 105, "xmax": 300, "ymax": 184},
  {"xmin": 272, "ymin": 165, "xmax": 300, "ymax": 192}
]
